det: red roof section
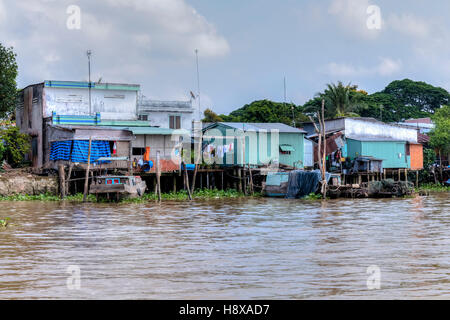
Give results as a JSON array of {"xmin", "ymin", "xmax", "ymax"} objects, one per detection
[{"xmin": 405, "ymin": 118, "xmax": 432, "ymax": 124}]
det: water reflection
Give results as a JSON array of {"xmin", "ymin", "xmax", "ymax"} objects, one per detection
[{"xmin": 0, "ymin": 193, "xmax": 449, "ymax": 299}]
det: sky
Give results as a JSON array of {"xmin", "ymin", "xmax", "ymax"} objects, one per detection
[{"xmin": 2, "ymin": 0, "xmax": 450, "ymax": 119}]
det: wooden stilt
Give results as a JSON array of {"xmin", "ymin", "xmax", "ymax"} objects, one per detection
[
  {"xmin": 156, "ymin": 151, "xmax": 161, "ymax": 202},
  {"xmin": 65, "ymin": 162, "xmax": 73, "ymax": 196},
  {"xmin": 58, "ymin": 164, "xmax": 66, "ymax": 199},
  {"xmin": 173, "ymin": 173, "xmax": 177, "ymax": 193},
  {"xmin": 183, "ymin": 162, "xmax": 192, "ymax": 200},
  {"xmin": 238, "ymin": 168, "xmax": 242, "ymax": 192},
  {"xmin": 83, "ymin": 137, "xmax": 92, "ymax": 202},
  {"xmin": 416, "ymin": 170, "xmax": 419, "ymax": 188}
]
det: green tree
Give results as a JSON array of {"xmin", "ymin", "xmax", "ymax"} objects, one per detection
[
  {"xmin": 202, "ymin": 108, "xmax": 224, "ymax": 122},
  {"xmin": 383, "ymin": 79, "xmax": 450, "ymax": 114},
  {"xmin": 0, "ymin": 126, "xmax": 30, "ymax": 167},
  {"xmin": 0, "ymin": 44, "xmax": 18, "ymax": 119},
  {"xmin": 222, "ymin": 100, "xmax": 308, "ymax": 126},
  {"xmin": 429, "ymin": 105, "xmax": 450, "ymax": 178},
  {"xmin": 304, "ymin": 82, "xmax": 366, "ymax": 119},
  {"xmin": 322, "ymin": 82, "xmax": 362, "ymax": 117}
]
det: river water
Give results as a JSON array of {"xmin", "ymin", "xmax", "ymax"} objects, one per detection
[{"xmin": 0, "ymin": 193, "xmax": 449, "ymax": 299}]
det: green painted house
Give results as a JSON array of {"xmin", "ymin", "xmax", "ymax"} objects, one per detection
[
  {"xmin": 345, "ymin": 138, "xmax": 410, "ymax": 169},
  {"xmin": 202, "ymin": 123, "xmax": 306, "ymax": 168}
]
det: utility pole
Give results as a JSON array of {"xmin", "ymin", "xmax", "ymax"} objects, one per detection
[
  {"xmin": 87, "ymin": 50, "xmax": 92, "ymax": 115},
  {"xmin": 195, "ymin": 49, "xmax": 201, "ymax": 121},
  {"xmin": 284, "ymin": 77, "xmax": 295, "ymax": 127}
]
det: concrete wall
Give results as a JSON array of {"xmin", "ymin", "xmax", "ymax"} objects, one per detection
[
  {"xmin": 145, "ymin": 111, "xmax": 193, "ymax": 131},
  {"xmin": 133, "ymin": 134, "xmax": 179, "ymax": 159},
  {"xmin": 44, "ymin": 86, "xmax": 138, "ymax": 120}
]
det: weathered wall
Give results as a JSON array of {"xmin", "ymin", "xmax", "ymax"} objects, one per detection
[
  {"xmin": 0, "ymin": 175, "xmax": 58, "ymax": 196},
  {"xmin": 144, "ymin": 111, "xmax": 193, "ymax": 131},
  {"xmin": 133, "ymin": 134, "xmax": 178, "ymax": 159},
  {"xmin": 16, "ymin": 84, "xmax": 44, "ymax": 168},
  {"xmin": 44, "ymin": 86, "xmax": 138, "ymax": 120}
]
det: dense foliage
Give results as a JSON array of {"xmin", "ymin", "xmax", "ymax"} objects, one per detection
[
  {"xmin": 0, "ymin": 126, "xmax": 30, "ymax": 167},
  {"xmin": 429, "ymin": 105, "xmax": 450, "ymax": 160},
  {"xmin": 220, "ymin": 100, "xmax": 309, "ymax": 126},
  {"xmin": 202, "ymin": 108, "xmax": 224, "ymax": 122},
  {"xmin": 0, "ymin": 44, "xmax": 18, "ymax": 119}
]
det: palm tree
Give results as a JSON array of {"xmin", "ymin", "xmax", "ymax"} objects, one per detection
[{"xmin": 322, "ymin": 81, "xmax": 361, "ymax": 118}]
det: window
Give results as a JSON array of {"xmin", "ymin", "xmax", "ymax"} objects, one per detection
[
  {"xmin": 169, "ymin": 115, "xmax": 181, "ymax": 129},
  {"xmin": 138, "ymin": 115, "xmax": 148, "ymax": 121},
  {"xmin": 133, "ymin": 147, "xmax": 146, "ymax": 156}
]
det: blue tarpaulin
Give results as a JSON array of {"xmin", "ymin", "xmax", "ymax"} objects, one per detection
[
  {"xmin": 49, "ymin": 141, "xmax": 72, "ymax": 161},
  {"xmin": 50, "ymin": 140, "xmax": 111, "ymax": 163},
  {"xmin": 71, "ymin": 140, "xmax": 111, "ymax": 163}
]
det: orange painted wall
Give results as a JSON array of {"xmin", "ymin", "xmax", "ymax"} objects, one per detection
[{"xmin": 410, "ymin": 143, "xmax": 423, "ymax": 170}]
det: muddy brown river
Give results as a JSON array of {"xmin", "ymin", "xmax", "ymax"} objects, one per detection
[{"xmin": 0, "ymin": 194, "xmax": 449, "ymax": 299}]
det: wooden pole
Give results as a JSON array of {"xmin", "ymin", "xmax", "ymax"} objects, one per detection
[
  {"xmin": 248, "ymin": 163, "xmax": 254, "ymax": 195},
  {"xmin": 173, "ymin": 173, "xmax": 177, "ymax": 193},
  {"xmin": 156, "ymin": 151, "xmax": 161, "ymax": 202},
  {"xmin": 238, "ymin": 168, "xmax": 242, "ymax": 192},
  {"xmin": 83, "ymin": 137, "xmax": 92, "ymax": 202},
  {"xmin": 65, "ymin": 162, "xmax": 74, "ymax": 196},
  {"xmin": 242, "ymin": 134, "xmax": 247, "ymax": 195},
  {"xmin": 416, "ymin": 170, "xmax": 419, "ymax": 188},
  {"xmin": 183, "ymin": 162, "xmax": 192, "ymax": 200},
  {"xmin": 58, "ymin": 164, "xmax": 66, "ymax": 199}
]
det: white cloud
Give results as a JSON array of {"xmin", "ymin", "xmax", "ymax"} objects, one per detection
[
  {"xmin": 321, "ymin": 57, "xmax": 401, "ymax": 77},
  {"xmin": 387, "ymin": 13, "xmax": 430, "ymax": 38},
  {"xmin": 0, "ymin": 0, "xmax": 230, "ymax": 98}
]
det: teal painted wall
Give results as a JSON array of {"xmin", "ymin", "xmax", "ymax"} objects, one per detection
[
  {"xmin": 346, "ymin": 139, "xmax": 362, "ymax": 159},
  {"xmin": 203, "ymin": 124, "xmax": 304, "ymax": 167},
  {"xmin": 279, "ymin": 133, "xmax": 304, "ymax": 168},
  {"xmin": 347, "ymin": 138, "xmax": 409, "ymax": 168}
]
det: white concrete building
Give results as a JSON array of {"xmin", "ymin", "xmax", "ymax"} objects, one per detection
[{"xmin": 137, "ymin": 99, "xmax": 195, "ymax": 131}]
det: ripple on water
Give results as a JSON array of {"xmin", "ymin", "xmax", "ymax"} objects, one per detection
[{"xmin": 0, "ymin": 194, "xmax": 449, "ymax": 299}]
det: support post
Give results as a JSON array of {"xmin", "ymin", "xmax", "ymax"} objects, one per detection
[
  {"xmin": 65, "ymin": 162, "xmax": 74, "ymax": 196},
  {"xmin": 183, "ymin": 162, "xmax": 192, "ymax": 200},
  {"xmin": 83, "ymin": 137, "xmax": 92, "ymax": 202},
  {"xmin": 416, "ymin": 170, "xmax": 419, "ymax": 188},
  {"xmin": 156, "ymin": 151, "xmax": 161, "ymax": 202},
  {"xmin": 58, "ymin": 164, "xmax": 66, "ymax": 199},
  {"xmin": 173, "ymin": 173, "xmax": 177, "ymax": 193}
]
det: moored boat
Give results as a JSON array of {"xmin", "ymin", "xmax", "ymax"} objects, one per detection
[{"xmin": 89, "ymin": 175, "xmax": 147, "ymax": 201}]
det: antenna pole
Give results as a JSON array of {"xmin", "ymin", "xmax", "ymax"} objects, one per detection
[
  {"xmin": 87, "ymin": 50, "xmax": 92, "ymax": 115},
  {"xmin": 195, "ymin": 49, "xmax": 201, "ymax": 121}
]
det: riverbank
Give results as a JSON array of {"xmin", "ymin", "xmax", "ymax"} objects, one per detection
[
  {"xmin": 416, "ymin": 183, "xmax": 450, "ymax": 193},
  {"xmin": 0, "ymin": 189, "xmax": 263, "ymax": 203}
]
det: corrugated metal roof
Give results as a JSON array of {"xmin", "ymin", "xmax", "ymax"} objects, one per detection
[{"xmin": 209, "ymin": 122, "xmax": 306, "ymax": 133}]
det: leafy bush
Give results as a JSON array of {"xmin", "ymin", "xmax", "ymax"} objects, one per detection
[{"xmin": 0, "ymin": 126, "xmax": 30, "ymax": 167}]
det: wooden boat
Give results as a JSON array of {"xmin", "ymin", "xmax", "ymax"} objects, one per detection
[{"xmin": 90, "ymin": 175, "xmax": 147, "ymax": 201}]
